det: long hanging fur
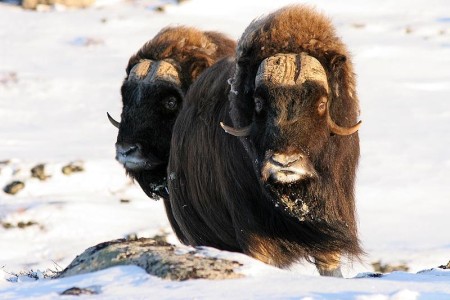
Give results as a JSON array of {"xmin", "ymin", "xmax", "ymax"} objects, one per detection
[
  {"xmin": 231, "ymin": 4, "xmax": 362, "ymax": 249},
  {"xmin": 168, "ymin": 5, "xmax": 363, "ymax": 269},
  {"xmin": 114, "ymin": 27, "xmax": 236, "ymax": 242}
]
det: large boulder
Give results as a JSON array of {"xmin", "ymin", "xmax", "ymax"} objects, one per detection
[{"xmin": 57, "ymin": 238, "xmax": 244, "ymax": 281}]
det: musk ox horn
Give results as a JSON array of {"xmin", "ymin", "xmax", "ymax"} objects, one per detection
[
  {"xmin": 255, "ymin": 53, "xmax": 329, "ymax": 92},
  {"xmin": 256, "ymin": 53, "xmax": 361, "ymax": 135},
  {"xmin": 107, "ymin": 112, "xmax": 120, "ymax": 129},
  {"xmin": 128, "ymin": 59, "xmax": 181, "ymax": 86},
  {"xmin": 328, "ymin": 115, "xmax": 362, "ymax": 136},
  {"xmin": 220, "ymin": 122, "xmax": 251, "ymax": 137},
  {"xmin": 130, "ymin": 59, "xmax": 152, "ymax": 79}
]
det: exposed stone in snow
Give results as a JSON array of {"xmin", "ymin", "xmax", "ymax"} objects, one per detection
[{"xmin": 57, "ymin": 238, "xmax": 244, "ymax": 281}]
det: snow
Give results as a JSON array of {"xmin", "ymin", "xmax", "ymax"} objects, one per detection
[
  {"xmin": 1, "ymin": 265, "xmax": 450, "ymax": 299},
  {"xmin": 1, "ymin": 0, "xmax": 450, "ymax": 298}
]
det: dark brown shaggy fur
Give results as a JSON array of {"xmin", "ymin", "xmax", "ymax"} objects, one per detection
[
  {"xmin": 233, "ymin": 5, "xmax": 359, "ymax": 126},
  {"xmin": 126, "ymin": 26, "xmax": 236, "ymax": 92},
  {"xmin": 231, "ymin": 4, "xmax": 361, "ymax": 241},
  {"xmin": 167, "ymin": 6, "xmax": 363, "ymax": 275}
]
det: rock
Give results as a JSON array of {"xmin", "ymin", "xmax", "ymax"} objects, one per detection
[
  {"xmin": 31, "ymin": 164, "xmax": 50, "ymax": 181},
  {"xmin": 60, "ymin": 287, "xmax": 99, "ymax": 296},
  {"xmin": 0, "ymin": 160, "xmax": 11, "ymax": 164},
  {"xmin": 438, "ymin": 261, "xmax": 450, "ymax": 269},
  {"xmin": 57, "ymin": 238, "xmax": 243, "ymax": 281},
  {"xmin": 354, "ymin": 272, "xmax": 383, "ymax": 278},
  {"xmin": 22, "ymin": 0, "xmax": 95, "ymax": 10},
  {"xmin": 3, "ymin": 181, "xmax": 25, "ymax": 195},
  {"xmin": 17, "ymin": 221, "xmax": 39, "ymax": 229},
  {"xmin": 61, "ymin": 161, "xmax": 84, "ymax": 175},
  {"xmin": 2, "ymin": 222, "xmax": 13, "ymax": 229},
  {"xmin": 2, "ymin": 221, "xmax": 40, "ymax": 230},
  {"xmin": 372, "ymin": 261, "xmax": 409, "ymax": 273},
  {"xmin": 154, "ymin": 5, "xmax": 165, "ymax": 12}
]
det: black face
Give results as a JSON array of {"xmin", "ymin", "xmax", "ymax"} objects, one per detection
[{"xmin": 115, "ymin": 79, "xmax": 183, "ymax": 197}]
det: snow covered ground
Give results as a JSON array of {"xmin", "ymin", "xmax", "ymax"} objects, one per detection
[{"xmin": 1, "ymin": 0, "xmax": 449, "ymax": 298}]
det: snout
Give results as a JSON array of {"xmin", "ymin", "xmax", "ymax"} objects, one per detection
[
  {"xmin": 261, "ymin": 152, "xmax": 317, "ymax": 183},
  {"xmin": 115, "ymin": 142, "xmax": 163, "ymax": 171}
]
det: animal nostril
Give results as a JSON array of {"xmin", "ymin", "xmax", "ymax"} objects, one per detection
[
  {"xmin": 123, "ymin": 146, "xmax": 137, "ymax": 156},
  {"xmin": 271, "ymin": 153, "xmax": 302, "ymax": 167},
  {"xmin": 116, "ymin": 143, "xmax": 139, "ymax": 157}
]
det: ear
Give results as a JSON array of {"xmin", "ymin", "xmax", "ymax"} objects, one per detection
[
  {"xmin": 126, "ymin": 55, "xmax": 139, "ymax": 75},
  {"xmin": 326, "ymin": 52, "xmax": 347, "ymax": 92},
  {"xmin": 189, "ymin": 59, "xmax": 211, "ymax": 81},
  {"xmin": 329, "ymin": 54, "xmax": 347, "ymax": 71}
]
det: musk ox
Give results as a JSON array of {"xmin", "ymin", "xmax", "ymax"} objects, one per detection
[
  {"xmin": 107, "ymin": 26, "xmax": 235, "ymax": 200},
  {"xmin": 167, "ymin": 6, "xmax": 363, "ymax": 276}
]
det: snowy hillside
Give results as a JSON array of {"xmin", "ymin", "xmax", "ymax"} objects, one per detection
[{"xmin": 1, "ymin": 0, "xmax": 449, "ymax": 299}]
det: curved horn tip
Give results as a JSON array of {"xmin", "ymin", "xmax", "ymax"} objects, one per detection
[
  {"xmin": 107, "ymin": 112, "xmax": 120, "ymax": 129},
  {"xmin": 350, "ymin": 120, "xmax": 362, "ymax": 133},
  {"xmin": 220, "ymin": 122, "xmax": 251, "ymax": 137},
  {"xmin": 330, "ymin": 120, "xmax": 362, "ymax": 136}
]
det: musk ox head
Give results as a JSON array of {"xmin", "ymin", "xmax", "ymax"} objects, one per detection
[
  {"xmin": 108, "ymin": 26, "xmax": 235, "ymax": 199},
  {"xmin": 224, "ymin": 6, "xmax": 361, "ymax": 220},
  {"xmin": 113, "ymin": 59, "xmax": 181, "ymax": 171}
]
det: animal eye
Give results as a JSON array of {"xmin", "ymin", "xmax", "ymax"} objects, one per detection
[
  {"xmin": 163, "ymin": 96, "xmax": 178, "ymax": 111},
  {"xmin": 254, "ymin": 97, "xmax": 264, "ymax": 113},
  {"xmin": 317, "ymin": 97, "xmax": 327, "ymax": 116}
]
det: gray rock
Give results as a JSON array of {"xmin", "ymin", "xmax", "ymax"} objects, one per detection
[
  {"xmin": 60, "ymin": 287, "xmax": 100, "ymax": 296},
  {"xmin": 57, "ymin": 238, "xmax": 243, "ymax": 281}
]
